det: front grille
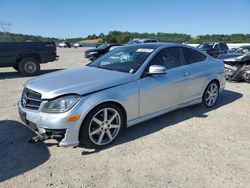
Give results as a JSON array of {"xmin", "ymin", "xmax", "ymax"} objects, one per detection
[{"xmin": 21, "ymin": 88, "xmax": 42, "ymax": 110}]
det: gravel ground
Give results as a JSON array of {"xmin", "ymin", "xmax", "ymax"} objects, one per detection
[{"xmin": 0, "ymin": 48, "xmax": 250, "ymax": 188}]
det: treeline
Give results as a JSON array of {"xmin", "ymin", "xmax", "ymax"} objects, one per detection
[
  {"xmin": 190, "ymin": 34, "xmax": 250, "ymax": 43},
  {"xmin": 102, "ymin": 31, "xmax": 191, "ymax": 43},
  {"xmin": 102, "ymin": 31, "xmax": 250, "ymax": 44},
  {"xmin": 0, "ymin": 31, "xmax": 60, "ymax": 42},
  {"xmin": 1, "ymin": 31, "xmax": 250, "ymax": 44}
]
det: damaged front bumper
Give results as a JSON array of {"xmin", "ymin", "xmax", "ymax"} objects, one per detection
[{"xmin": 17, "ymin": 99, "xmax": 92, "ymax": 147}]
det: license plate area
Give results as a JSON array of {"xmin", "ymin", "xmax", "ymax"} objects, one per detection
[{"xmin": 18, "ymin": 109, "xmax": 37, "ymax": 131}]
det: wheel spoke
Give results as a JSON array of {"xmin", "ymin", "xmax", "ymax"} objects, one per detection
[
  {"xmin": 109, "ymin": 124, "xmax": 120, "ymax": 129},
  {"xmin": 103, "ymin": 109, "xmax": 108, "ymax": 122},
  {"xmin": 108, "ymin": 112, "xmax": 118, "ymax": 123},
  {"xmin": 90, "ymin": 128, "xmax": 101, "ymax": 136},
  {"xmin": 211, "ymin": 84, "xmax": 217, "ymax": 94},
  {"xmin": 93, "ymin": 117, "xmax": 102, "ymax": 126},
  {"xmin": 208, "ymin": 99, "xmax": 211, "ymax": 106},
  {"xmin": 206, "ymin": 95, "xmax": 211, "ymax": 102},
  {"xmin": 207, "ymin": 90, "xmax": 212, "ymax": 96},
  {"xmin": 106, "ymin": 130, "xmax": 113, "ymax": 140},
  {"xmin": 209, "ymin": 98, "xmax": 214, "ymax": 106},
  {"xmin": 212, "ymin": 96, "xmax": 216, "ymax": 103},
  {"xmin": 98, "ymin": 131, "xmax": 105, "ymax": 144}
]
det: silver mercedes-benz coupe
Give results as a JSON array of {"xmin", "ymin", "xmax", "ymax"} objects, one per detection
[{"xmin": 18, "ymin": 43, "xmax": 226, "ymax": 148}]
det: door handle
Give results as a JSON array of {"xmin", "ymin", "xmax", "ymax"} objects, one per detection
[{"xmin": 183, "ymin": 70, "xmax": 191, "ymax": 76}]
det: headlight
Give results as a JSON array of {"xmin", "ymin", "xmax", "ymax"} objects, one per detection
[{"xmin": 42, "ymin": 95, "xmax": 80, "ymax": 113}]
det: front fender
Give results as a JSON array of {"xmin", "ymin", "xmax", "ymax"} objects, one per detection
[{"xmin": 84, "ymin": 81, "xmax": 139, "ymax": 122}]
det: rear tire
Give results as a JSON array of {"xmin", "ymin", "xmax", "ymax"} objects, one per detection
[
  {"xmin": 18, "ymin": 57, "xmax": 40, "ymax": 76},
  {"xmin": 79, "ymin": 103, "xmax": 125, "ymax": 149},
  {"xmin": 202, "ymin": 81, "xmax": 219, "ymax": 108}
]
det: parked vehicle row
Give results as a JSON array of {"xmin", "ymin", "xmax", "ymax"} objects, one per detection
[
  {"xmin": 197, "ymin": 42, "xmax": 229, "ymax": 58},
  {"xmin": 84, "ymin": 40, "xmax": 233, "ymax": 61},
  {"xmin": 0, "ymin": 42, "xmax": 58, "ymax": 76},
  {"xmin": 58, "ymin": 42, "xmax": 84, "ymax": 48},
  {"xmin": 58, "ymin": 42, "xmax": 71, "ymax": 48},
  {"xmin": 85, "ymin": 43, "xmax": 121, "ymax": 60},
  {"xmin": 84, "ymin": 39, "xmax": 158, "ymax": 61},
  {"xmin": 18, "ymin": 43, "xmax": 226, "ymax": 148}
]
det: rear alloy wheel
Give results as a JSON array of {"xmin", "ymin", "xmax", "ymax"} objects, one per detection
[
  {"xmin": 202, "ymin": 81, "xmax": 219, "ymax": 108},
  {"xmin": 19, "ymin": 57, "xmax": 40, "ymax": 76},
  {"xmin": 80, "ymin": 103, "xmax": 124, "ymax": 149}
]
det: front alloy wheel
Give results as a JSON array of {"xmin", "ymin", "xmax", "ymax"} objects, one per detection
[
  {"xmin": 203, "ymin": 81, "xmax": 219, "ymax": 108},
  {"xmin": 80, "ymin": 103, "xmax": 124, "ymax": 149}
]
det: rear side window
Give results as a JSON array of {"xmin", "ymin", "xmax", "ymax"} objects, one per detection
[
  {"xmin": 220, "ymin": 43, "xmax": 229, "ymax": 51},
  {"xmin": 182, "ymin": 47, "xmax": 206, "ymax": 64}
]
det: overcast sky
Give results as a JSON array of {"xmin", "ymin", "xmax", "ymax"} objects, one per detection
[{"xmin": 0, "ymin": 0, "xmax": 249, "ymax": 38}]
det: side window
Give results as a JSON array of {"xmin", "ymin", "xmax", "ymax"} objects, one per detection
[
  {"xmin": 214, "ymin": 44, "xmax": 219, "ymax": 49},
  {"xmin": 182, "ymin": 47, "xmax": 206, "ymax": 64},
  {"xmin": 149, "ymin": 47, "xmax": 183, "ymax": 70},
  {"xmin": 220, "ymin": 43, "xmax": 229, "ymax": 51}
]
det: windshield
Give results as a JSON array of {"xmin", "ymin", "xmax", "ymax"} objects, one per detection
[
  {"xmin": 97, "ymin": 44, "xmax": 108, "ymax": 50},
  {"xmin": 88, "ymin": 46, "xmax": 155, "ymax": 73},
  {"xmin": 197, "ymin": 43, "xmax": 214, "ymax": 49},
  {"xmin": 234, "ymin": 47, "xmax": 250, "ymax": 55}
]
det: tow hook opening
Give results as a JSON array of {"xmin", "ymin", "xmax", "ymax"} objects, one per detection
[{"xmin": 28, "ymin": 129, "xmax": 66, "ymax": 144}]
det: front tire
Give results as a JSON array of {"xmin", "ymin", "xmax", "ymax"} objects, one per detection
[
  {"xmin": 79, "ymin": 103, "xmax": 124, "ymax": 149},
  {"xmin": 202, "ymin": 81, "xmax": 219, "ymax": 108},
  {"xmin": 18, "ymin": 57, "xmax": 40, "ymax": 76}
]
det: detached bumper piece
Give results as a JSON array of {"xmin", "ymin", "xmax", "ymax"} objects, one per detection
[{"xmin": 28, "ymin": 129, "xmax": 66, "ymax": 144}]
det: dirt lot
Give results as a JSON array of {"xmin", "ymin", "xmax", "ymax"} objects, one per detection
[{"xmin": 0, "ymin": 48, "xmax": 250, "ymax": 188}]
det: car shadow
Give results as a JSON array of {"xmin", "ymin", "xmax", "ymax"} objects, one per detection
[
  {"xmin": 81, "ymin": 89, "xmax": 243, "ymax": 155},
  {"xmin": 0, "ymin": 120, "xmax": 50, "ymax": 182},
  {"xmin": 0, "ymin": 69, "xmax": 63, "ymax": 80}
]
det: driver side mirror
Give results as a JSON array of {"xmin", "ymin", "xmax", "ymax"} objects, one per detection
[{"xmin": 148, "ymin": 65, "xmax": 166, "ymax": 75}]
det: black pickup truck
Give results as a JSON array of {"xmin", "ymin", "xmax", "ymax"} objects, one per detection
[{"xmin": 0, "ymin": 42, "xmax": 58, "ymax": 76}]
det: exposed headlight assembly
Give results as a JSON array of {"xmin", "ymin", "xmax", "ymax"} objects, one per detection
[{"xmin": 42, "ymin": 95, "xmax": 80, "ymax": 113}]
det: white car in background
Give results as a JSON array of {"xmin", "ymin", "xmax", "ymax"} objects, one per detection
[
  {"xmin": 58, "ymin": 42, "xmax": 71, "ymax": 48},
  {"xmin": 74, "ymin": 42, "xmax": 82, "ymax": 48}
]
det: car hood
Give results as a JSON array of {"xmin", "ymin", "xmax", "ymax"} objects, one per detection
[
  {"xmin": 85, "ymin": 48, "xmax": 101, "ymax": 53},
  {"xmin": 218, "ymin": 53, "xmax": 250, "ymax": 62},
  {"xmin": 217, "ymin": 53, "xmax": 242, "ymax": 60},
  {"xmin": 25, "ymin": 66, "xmax": 134, "ymax": 99}
]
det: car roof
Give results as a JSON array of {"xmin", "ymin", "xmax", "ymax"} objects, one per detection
[
  {"xmin": 239, "ymin": 45, "xmax": 250, "ymax": 48},
  {"xmin": 202, "ymin": 42, "xmax": 226, "ymax": 44},
  {"xmin": 124, "ymin": 42, "xmax": 187, "ymax": 49}
]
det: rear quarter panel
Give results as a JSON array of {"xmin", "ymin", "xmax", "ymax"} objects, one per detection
[{"xmin": 189, "ymin": 56, "xmax": 225, "ymax": 99}]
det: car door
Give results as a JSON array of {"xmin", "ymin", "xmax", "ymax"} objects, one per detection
[
  {"xmin": 0, "ymin": 43, "xmax": 17, "ymax": 67},
  {"xmin": 181, "ymin": 47, "xmax": 209, "ymax": 103},
  {"xmin": 138, "ymin": 47, "xmax": 193, "ymax": 117}
]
